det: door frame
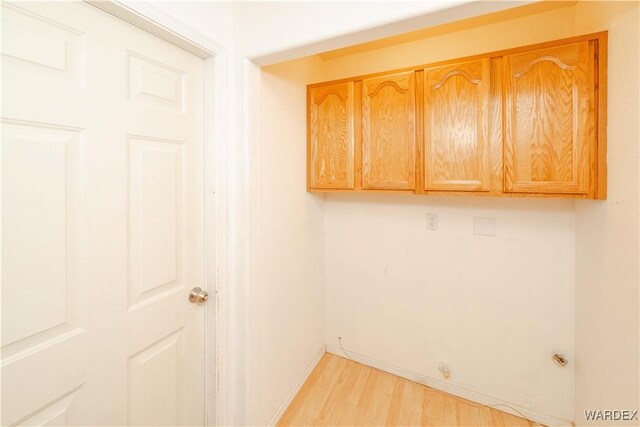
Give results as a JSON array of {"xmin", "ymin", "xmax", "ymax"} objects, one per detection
[{"xmin": 84, "ymin": 2, "xmax": 230, "ymax": 425}]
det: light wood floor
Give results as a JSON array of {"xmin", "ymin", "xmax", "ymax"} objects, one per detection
[{"xmin": 277, "ymin": 353, "xmax": 539, "ymax": 427}]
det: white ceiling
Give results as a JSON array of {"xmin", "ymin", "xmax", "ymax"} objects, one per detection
[{"xmin": 233, "ymin": 0, "xmax": 538, "ymax": 66}]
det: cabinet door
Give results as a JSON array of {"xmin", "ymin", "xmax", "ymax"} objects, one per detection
[
  {"xmin": 362, "ymin": 72, "xmax": 416, "ymax": 190},
  {"xmin": 504, "ymin": 41, "xmax": 593, "ymax": 194},
  {"xmin": 424, "ymin": 59, "xmax": 491, "ymax": 191},
  {"xmin": 308, "ymin": 82, "xmax": 354, "ymax": 189}
]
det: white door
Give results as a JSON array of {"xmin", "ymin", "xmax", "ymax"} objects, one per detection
[{"xmin": 1, "ymin": 2, "xmax": 207, "ymax": 425}]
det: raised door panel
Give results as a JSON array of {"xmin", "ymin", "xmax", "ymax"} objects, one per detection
[
  {"xmin": 308, "ymin": 82, "xmax": 354, "ymax": 189},
  {"xmin": 127, "ymin": 135, "xmax": 186, "ymax": 311},
  {"xmin": 127, "ymin": 52, "xmax": 186, "ymax": 113},
  {"xmin": 1, "ymin": 120, "xmax": 87, "ymax": 426},
  {"xmin": 1, "ymin": 3, "xmax": 88, "ymax": 128},
  {"xmin": 504, "ymin": 41, "xmax": 593, "ymax": 194},
  {"xmin": 362, "ymin": 72, "xmax": 416, "ymax": 190},
  {"xmin": 13, "ymin": 385, "xmax": 86, "ymax": 426},
  {"xmin": 128, "ymin": 329, "xmax": 184, "ymax": 426},
  {"xmin": 424, "ymin": 59, "xmax": 491, "ymax": 191}
]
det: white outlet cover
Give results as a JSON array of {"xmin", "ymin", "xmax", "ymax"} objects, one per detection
[
  {"xmin": 474, "ymin": 217, "xmax": 496, "ymax": 237},
  {"xmin": 426, "ymin": 213, "xmax": 438, "ymax": 231}
]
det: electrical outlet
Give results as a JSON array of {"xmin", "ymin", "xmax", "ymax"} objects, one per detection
[
  {"xmin": 438, "ymin": 361, "xmax": 451, "ymax": 379},
  {"xmin": 426, "ymin": 213, "xmax": 438, "ymax": 231}
]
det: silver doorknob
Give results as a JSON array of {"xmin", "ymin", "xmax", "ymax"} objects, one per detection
[{"xmin": 188, "ymin": 287, "xmax": 208, "ymax": 304}]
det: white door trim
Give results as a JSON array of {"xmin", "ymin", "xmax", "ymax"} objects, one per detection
[{"xmin": 83, "ymin": 2, "xmax": 230, "ymax": 426}]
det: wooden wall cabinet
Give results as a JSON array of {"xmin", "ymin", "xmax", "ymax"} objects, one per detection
[
  {"xmin": 307, "ymin": 32, "xmax": 607, "ymax": 199},
  {"xmin": 308, "ymin": 82, "xmax": 354, "ymax": 189},
  {"xmin": 361, "ymin": 72, "xmax": 416, "ymax": 190},
  {"xmin": 504, "ymin": 41, "xmax": 594, "ymax": 195},
  {"xmin": 423, "ymin": 59, "xmax": 491, "ymax": 192}
]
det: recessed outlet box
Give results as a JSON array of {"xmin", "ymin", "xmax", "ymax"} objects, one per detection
[
  {"xmin": 474, "ymin": 217, "xmax": 495, "ymax": 237},
  {"xmin": 426, "ymin": 213, "xmax": 438, "ymax": 231}
]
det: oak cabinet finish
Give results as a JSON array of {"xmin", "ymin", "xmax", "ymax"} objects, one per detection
[
  {"xmin": 361, "ymin": 72, "xmax": 416, "ymax": 190},
  {"xmin": 504, "ymin": 42, "xmax": 593, "ymax": 194},
  {"xmin": 308, "ymin": 82, "xmax": 354, "ymax": 189},
  {"xmin": 307, "ymin": 32, "xmax": 606, "ymax": 199},
  {"xmin": 424, "ymin": 59, "xmax": 491, "ymax": 192}
]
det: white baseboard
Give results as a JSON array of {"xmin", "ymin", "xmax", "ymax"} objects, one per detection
[
  {"xmin": 266, "ymin": 344, "xmax": 326, "ymax": 426},
  {"xmin": 325, "ymin": 344, "xmax": 573, "ymax": 427}
]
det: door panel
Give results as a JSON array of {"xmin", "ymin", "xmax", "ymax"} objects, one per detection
[
  {"xmin": 128, "ymin": 136, "xmax": 186, "ymax": 310},
  {"xmin": 504, "ymin": 41, "xmax": 593, "ymax": 194},
  {"xmin": 308, "ymin": 82, "xmax": 354, "ymax": 189},
  {"xmin": 14, "ymin": 385, "xmax": 86, "ymax": 427},
  {"xmin": 1, "ymin": 121, "xmax": 85, "ymax": 348},
  {"xmin": 362, "ymin": 72, "xmax": 416, "ymax": 190},
  {"xmin": 1, "ymin": 2, "xmax": 206, "ymax": 426},
  {"xmin": 127, "ymin": 52, "xmax": 186, "ymax": 113},
  {"xmin": 424, "ymin": 59, "xmax": 491, "ymax": 191},
  {"xmin": 128, "ymin": 329, "xmax": 185, "ymax": 426}
]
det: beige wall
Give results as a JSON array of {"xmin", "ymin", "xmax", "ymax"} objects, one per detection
[
  {"xmin": 321, "ymin": 3, "xmax": 577, "ymax": 80},
  {"xmin": 573, "ymin": 2, "xmax": 640, "ymax": 426},
  {"xmin": 321, "ymin": 4, "xmax": 579, "ymax": 423},
  {"xmin": 254, "ymin": 56, "xmax": 328, "ymax": 425}
]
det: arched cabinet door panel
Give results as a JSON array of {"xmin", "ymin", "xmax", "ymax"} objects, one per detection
[
  {"xmin": 308, "ymin": 82, "xmax": 355, "ymax": 189},
  {"xmin": 504, "ymin": 41, "xmax": 594, "ymax": 194},
  {"xmin": 361, "ymin": 72, "xmax": 416, "ymax": 190},
  {"xmin": 424, "ymin": 59, "xmax": 491, "ymax": 191}
]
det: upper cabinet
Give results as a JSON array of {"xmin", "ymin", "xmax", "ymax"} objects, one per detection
[
  {"xmin": 307, "ymin": 32, "xmax": 607, "ymax": 199},
  {"xmin": 308, "ymin": 82, "xmax": 355, "ymax": 190},
  {"xmin": 423, "ymin": 59, "xmax": 491, "ymax": 192},
  {"xmin": 361, "ymin": 72, "xmax": 416, "ymax": 190},
  {"xmin": 503, "ymin": 41, "xmax": 594, "ymax": 195}
]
